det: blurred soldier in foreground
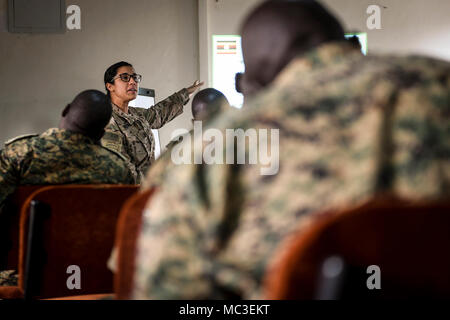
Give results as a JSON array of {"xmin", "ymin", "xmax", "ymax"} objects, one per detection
[{"xmin": 133, "ymin": 0, "xmax": 450, "ymax": 299}]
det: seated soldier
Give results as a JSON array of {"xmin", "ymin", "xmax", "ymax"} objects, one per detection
[
  {"xmin": 166, "ymin": 88, "xmax": 230, "ymax": 148},
  {"xmin": 132, "ymin": 0, "xmax": 450, "ymax": 299},
  {"xmin": 0, "ymin": 89, "xmax": 134, "ymax": 286},
  {"xmin": 140, "ymin": 88, "xmax": 230, "ymax": 191},
  {"xmin": 191, "ymin": 88, "xmax": 230, "ymax": 122}
]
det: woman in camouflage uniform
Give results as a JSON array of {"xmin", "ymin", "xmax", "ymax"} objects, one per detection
[{"xmin": 102, "ymin": 61, "xmax": 203, "ymax": 183}]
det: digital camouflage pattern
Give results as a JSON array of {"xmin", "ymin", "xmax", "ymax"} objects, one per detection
[
  {"xmin": 133, "ymin": 41, "xmax": 450, "ymax": 299},
  {"xmin": 0, "ymin": 128, "xmax": 135, "ymax": 208},
  {"xmin": 0, "ymin": 270, "xmax": 18, "ymax": 287},
  {"xmin": 101, "ymin": 89, "xmax": 190, "ymax": 184}
]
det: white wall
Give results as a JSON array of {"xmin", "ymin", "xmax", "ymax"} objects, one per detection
[
  {"xmin": 0, "ymin": 0, "xmax": 199, "ymax": 148},
  {"xmin": 198, "ymin": 0, "xmax": 262, "ymax": 86},
  {"xmin": 207, "ymin": 0, "xmax": 450, "ymax": 60}
]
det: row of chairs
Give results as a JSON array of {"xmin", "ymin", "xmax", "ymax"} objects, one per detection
[
  {"xmin": 264, "ymin": 196, "xmax": 450, "ymax": 299},
  {"xmin": 1, "ymin": 185, "xmax": 449, "ymax": 299}
]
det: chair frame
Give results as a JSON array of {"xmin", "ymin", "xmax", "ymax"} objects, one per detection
[
  {"xmin": 0, "ymin": 184, "xmax": 138, "ymax": 300},
  {"xmin": 264, "ymin": 195, "xmax": 450, "ymax": 300}
]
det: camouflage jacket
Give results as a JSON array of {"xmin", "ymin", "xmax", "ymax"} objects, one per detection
[
  {"xmin": 133, "ymin": 41, "xmax": 450, "ymax": 299},
  {"xmin": 0, "ymin": 128, "xmax": 134, "ymax": 207},
  {"xmin": 101, "ymin": 89, "xmax": 190, "ymax": 184}
]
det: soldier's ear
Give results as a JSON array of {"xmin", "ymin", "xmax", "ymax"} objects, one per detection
[
  {"xmin": 106, "ymin": 82, "xmax": 114, "ymax": 94},
  {"xmin": 62, "ymin": 104, "xmax": 71, "ymax": 117}
]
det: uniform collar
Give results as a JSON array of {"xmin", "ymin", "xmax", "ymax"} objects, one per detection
[
  {"xmin": 42, "ymin": 128, "xmax": 97, "ymax": 145},
  {"xmin": 111, "ymin": 103, "xmax": 138, "ymax": 125},
  {"xmin": 273, "ymin": 41, "xmax": 363, "ymax": 87}
]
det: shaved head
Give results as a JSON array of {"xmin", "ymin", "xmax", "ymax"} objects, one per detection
[
  {"xmin": 192, "ymin": 88, "xmax": 230, "ymax": 121},
  {"xmin": 241, "ymin": 0, "xmax": 345, "ymax": 96},
  {"xmin": 59, "ymin": 90, "xmax": 112, "ymax": 142}
]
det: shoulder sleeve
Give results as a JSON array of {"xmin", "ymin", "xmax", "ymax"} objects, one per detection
[
  {"xmin": 5, "ymin": 134, "xmax": 38, "ymax": 146},
  {"xmin": 133, "ymin": 161, "xmax": 223, "ymax": 299},
  {"xmin": 101, "ymin": 129, "xmax": 123, "ymax": 154},
  {"xmin": 101, "ymin": 144, "xmax": 128, "ymax": 162},
  {"xmin": 137, "ymin": 89, "xmax": 190, "ymax": 129}
]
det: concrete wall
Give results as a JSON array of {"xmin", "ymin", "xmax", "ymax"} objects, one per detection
[{"xmin": 0, "ymin": 0, "xmax": 199, "ymax": 148}]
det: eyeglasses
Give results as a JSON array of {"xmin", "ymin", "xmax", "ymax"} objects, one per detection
[{"xmin": 112, "ymin": 73, "xmax": 142, "ymax": 83}]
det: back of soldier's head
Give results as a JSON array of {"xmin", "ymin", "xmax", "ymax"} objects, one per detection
[
  {"xmin": 60, "ymin": 90, "xmax": 112, "ymax": 141},
  {"xmin": 192, "ymin": 88, "xmax": 230, "ymax": 121},
  {"xmin": 241, "ymin": 0, "xmax": 345, "ymax": 96}
]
